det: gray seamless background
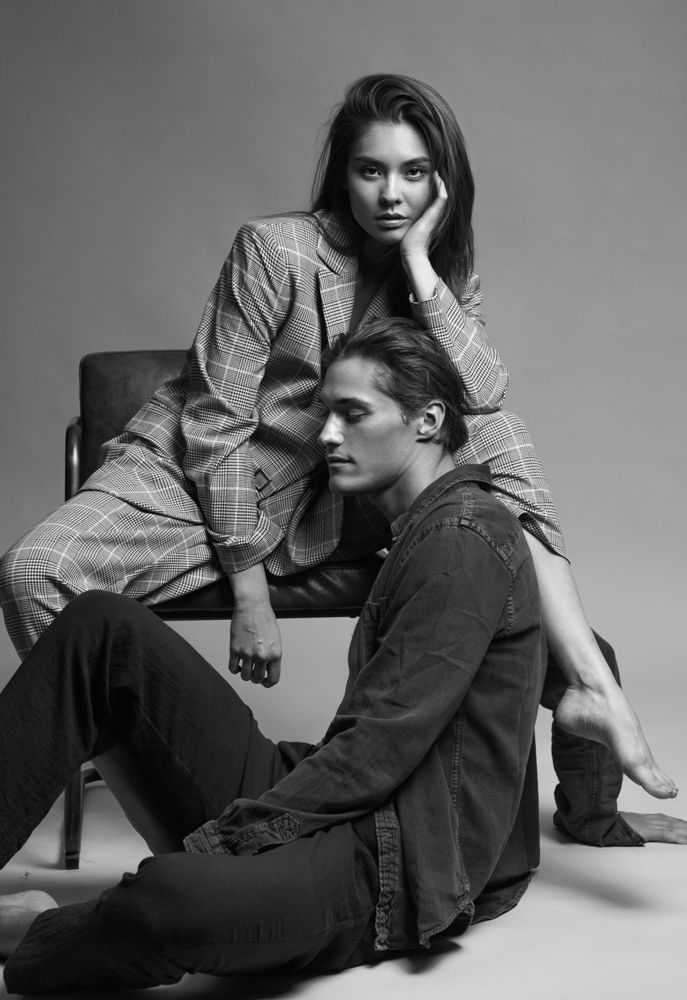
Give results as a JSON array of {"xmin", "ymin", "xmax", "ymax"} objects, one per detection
[{"xmin": 1, "ymin": 0, "xmax": 685, "ymax": 755}]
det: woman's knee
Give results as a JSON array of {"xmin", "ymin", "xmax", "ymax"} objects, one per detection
[
  {"xmin": 0, "ymin": 523, "xmax": 81, "ymax": 605},
  {"xmin": 0, "ymin": 536, "xmax": 32, "ymax": 603}
]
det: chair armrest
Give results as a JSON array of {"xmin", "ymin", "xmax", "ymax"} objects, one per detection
[
  {"xmin": 154, "ymin": 554, "xmax": 385, "ymax": 621},
  {"xmin": 65, "ymin": 416, "xmax": 82, "ymax": 501}
]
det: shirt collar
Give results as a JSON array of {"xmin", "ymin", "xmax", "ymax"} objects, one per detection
[{"xmin": 390, "ymin": 464, "xmax": 493, "ymax": 541}]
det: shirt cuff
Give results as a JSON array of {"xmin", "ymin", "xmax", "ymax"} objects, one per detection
[
  {"xmin": 184, "ymin": 812, "xmax": 301, "ymax": 856},
  {"xmin": 409, "ymin": 279, "xmax": 453, "ymax": 327},
  {"xmin": 553, "ymin": 809, "xmax": 646, "ymax": 847}
]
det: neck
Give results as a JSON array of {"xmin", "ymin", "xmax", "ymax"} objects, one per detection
[
  {"xmin": 367, "ymin": 451, "xmax": 456, "ymax": 523},
  {"xmin": 359, "ymin": 238, "xmax": 399, "ymax": 273}
]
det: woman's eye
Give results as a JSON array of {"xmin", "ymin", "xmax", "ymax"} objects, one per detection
[
  {"xmin": 406, "ymin": 166, "xmax": 428, "ymax": 179},
  {"xmin": 360, "ymin": 165, "xmax": 380, "ymax": 178}
]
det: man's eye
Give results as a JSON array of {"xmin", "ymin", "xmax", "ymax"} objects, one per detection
[{"xmin": 344, "ymin": 411, "xmax": 365, "ymax": 423}]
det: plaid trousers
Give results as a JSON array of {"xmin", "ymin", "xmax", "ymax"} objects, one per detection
[{"xmin": 0, "ymin": 493, "xmax": 224, "ymax": 658}]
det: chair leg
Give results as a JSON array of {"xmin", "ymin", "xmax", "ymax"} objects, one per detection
[
  {"xmin": 64, "ymin": 768, "xmax": 84, "ymax": 869},
  {"xmin": 63, "ymin": 766, "xmax": 101, "ymax": 869}
]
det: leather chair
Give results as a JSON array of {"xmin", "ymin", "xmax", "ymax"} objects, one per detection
[{"xmin": 63, "ymin": 350, "xmax": 383, "ymax": 868}]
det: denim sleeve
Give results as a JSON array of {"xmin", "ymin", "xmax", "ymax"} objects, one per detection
[
  {"xmin": 540, "ymin": 632, "xmax": 645, "ymax": 847},
  {"xmin": 184, "ymin": 526, "xmax": 514, "ymax": 856}
]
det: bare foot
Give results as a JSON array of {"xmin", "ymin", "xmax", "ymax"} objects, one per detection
[
  {"xmin": 620, "ymin": 812, "xmax": 687, "ymax": 843},
  {"xmin": 554, "ymin": 683, "xmax": 678, "ymax": 799},
  {"xmin": 0, "ymin": 890, "xmax": 57, "ymax": 958}
]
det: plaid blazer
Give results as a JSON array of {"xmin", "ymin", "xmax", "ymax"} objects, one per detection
[{"xmin": 84, "ymin": 211, "xmax": 564, "ymax": 574}]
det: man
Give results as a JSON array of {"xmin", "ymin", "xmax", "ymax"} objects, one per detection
[{"xmin": 0, "ymin": 319, "xmax": 683, "ymax": 994}]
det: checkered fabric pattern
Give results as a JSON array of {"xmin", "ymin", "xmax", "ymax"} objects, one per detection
[
  {"xmin": 0, "ymin": 492, "xmax": 224, "ymax": 658},
  {"xmin": 0, "ymin": 210, "xmax": 564, "ymax": 656},
  {"xmin": 83, "ymin": 211, "xmax": 558, "ymax": 571}
]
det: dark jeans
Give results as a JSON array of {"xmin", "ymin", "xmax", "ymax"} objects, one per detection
[
  {"xmin": 0, "ymin": 591, "xmax": 635, "ymax": 992},
  {"xmin": 0, "ymin": 592, "xmax": 378, "ymax": 993}
]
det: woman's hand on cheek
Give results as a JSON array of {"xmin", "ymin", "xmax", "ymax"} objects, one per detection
[{"xmin": 400, "ymin": 173, "xmax": 448, "ymax": 261}]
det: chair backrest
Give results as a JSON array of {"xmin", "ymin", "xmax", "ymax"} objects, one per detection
[{"xmin": 78, "ymin": 350, "xmax": 187, "ymax": 484}]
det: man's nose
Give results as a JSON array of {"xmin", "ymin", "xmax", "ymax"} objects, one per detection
[{"xmin": 318, "ymin": 414, "xmax": 343, "ymax": 447}]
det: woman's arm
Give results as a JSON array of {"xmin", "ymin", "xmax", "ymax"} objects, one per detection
[
  {"xmin": 181, "ymin": 222, "xmax": 292, "ymax": 572},
  {"xmin": 180, "ymin": 222, "xmax": 295, "ymax": 683},
  {"xmin": 400, "ymin": 176, "xmax": 508, "ymax": 413}
]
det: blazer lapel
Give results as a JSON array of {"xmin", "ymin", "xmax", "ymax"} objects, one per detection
[
  {"xmin": 316, "ymin": 214, "xmax": 359, "ymax": 347},
  {"xmin": 359, "ymin": 263, "xmax": 409, "ymax": 328},
  {"xmin": 315, "ymin": 213, "xmax": 409, "ymax": 343},
  {"xmin": 362, "ymin": 278, "xmax": 396, "ymax": 326}
]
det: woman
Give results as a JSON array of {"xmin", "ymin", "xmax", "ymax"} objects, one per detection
[{"xmin": 0, "ymin": 73, "xmax": 674, "ymax": 797}]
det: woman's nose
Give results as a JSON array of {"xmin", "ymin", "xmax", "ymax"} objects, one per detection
[{"xmin": 380, "ymin": 176, "xmax": 401, "ymax": 205}]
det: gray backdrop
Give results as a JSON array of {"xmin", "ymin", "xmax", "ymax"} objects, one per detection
[{"xmin": 1, "ymin": 0, "xmax": 685, "ymax": 750}]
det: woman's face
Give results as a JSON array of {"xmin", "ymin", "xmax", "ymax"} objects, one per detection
[{"xmin": 345, "ymin": 121, "xmax": 434, "ymax": 251}]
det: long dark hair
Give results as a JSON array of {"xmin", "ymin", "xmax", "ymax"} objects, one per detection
[
  {"xmin": 328, "ymin": 317, "xmax": 469, "ymax": 452},
  {"xmin": 311, "ymin": 73, "xmax": 475, "ymax": 299}
]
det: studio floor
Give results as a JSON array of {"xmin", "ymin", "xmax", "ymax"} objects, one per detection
[{"xmin": 2, "ymin": 711, "xmax": 686, "ymax": 1000}]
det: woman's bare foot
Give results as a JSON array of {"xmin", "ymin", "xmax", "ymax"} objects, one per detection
[
  {"xmin": 0, "ymin": 890, "xmax": 57, "ymax": 958},
  {"xmin": 554, "ymin": 682, "xmax": 678, "ymax": 799}
]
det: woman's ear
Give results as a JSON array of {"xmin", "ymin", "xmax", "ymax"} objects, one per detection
[{"xmin": 417, "ymin": 401, "xmax": 446, "ymax": 441}]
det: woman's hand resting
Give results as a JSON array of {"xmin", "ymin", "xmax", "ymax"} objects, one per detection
[
  {"xmin": 228, "ymin": 563, "xmax": 282, "ymax": 687},
  {"xmin": 229, "ymin": 599, "xmax": 282, "ymax": 687}
]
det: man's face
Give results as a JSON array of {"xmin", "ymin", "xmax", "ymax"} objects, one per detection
[{"xmin": 319, "ymin": 355, "xmax": 418, "ymax": 502}]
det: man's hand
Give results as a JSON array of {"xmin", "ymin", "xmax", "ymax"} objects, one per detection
[
  {"xmin": 228, "ymin": 563, "xmax": 282, "ymax": 687},
  {"xmin": 621, "ymin": 811, "xmax": 687, "ymax": 844}
]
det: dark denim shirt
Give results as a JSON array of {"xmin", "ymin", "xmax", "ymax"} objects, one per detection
[{"xmin": 185, "ymin": 466, "xmax": 547, "ymax": 949}]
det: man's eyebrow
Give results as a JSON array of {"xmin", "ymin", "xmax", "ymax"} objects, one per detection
[{"xmin": 321, "ymin": 394, "xmax": 371, "ymax": 408}]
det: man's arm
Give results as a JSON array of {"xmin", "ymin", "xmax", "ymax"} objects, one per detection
[{"xmin": 184, "ymin": 524, "xmax": 534, "ymax": 856}]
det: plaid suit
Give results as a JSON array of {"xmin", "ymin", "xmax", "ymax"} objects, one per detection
[
  {"xmin": 84, "ymin": 210, "xmax": 563, "ymax": 569},
  {"xmin": 1, "ymin": 211, "xmax": 564, "ymax": 655}
]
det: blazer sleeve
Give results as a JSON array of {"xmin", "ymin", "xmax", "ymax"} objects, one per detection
[
  {"xmin": 179, "ymin": 222, "xmax": 294, "ymax": 573},
  {"xmin": 410, "ymin": 273, "xmax": 508, "ymax": 414}
]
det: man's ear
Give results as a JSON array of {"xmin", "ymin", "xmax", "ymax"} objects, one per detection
[{"xmin": 417, "ymin": 401, "xmax": 446, "ymax": 441}]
